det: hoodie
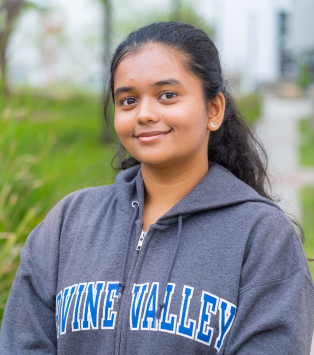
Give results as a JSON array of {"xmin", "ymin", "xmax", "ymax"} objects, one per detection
[{"xmin": 0, "ymin": 163, "xmax": 313, "ymax": 354}]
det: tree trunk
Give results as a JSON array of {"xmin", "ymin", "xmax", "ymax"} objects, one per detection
[
  {"xmin": 103, "ymin": 0, "xmax": 112, "ymax": 69},
  {"xmin": 0, "ymin": 0, "xmax": 25, "ymax": 95},
  {"xmin": 171, "ymin": 0, "xmax": 181, "ymax": 22},
  {"xmin": 101, "ymin": 0, "xmax": 113, "ymax": 143}
]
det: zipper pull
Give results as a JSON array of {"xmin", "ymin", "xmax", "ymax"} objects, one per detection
[{"xmin": 136, "ymin": 230, "xmax": 147, "ymax": 251}]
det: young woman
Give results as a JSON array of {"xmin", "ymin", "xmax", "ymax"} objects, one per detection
[{"xmin": 1, "ymin": 22, "xmax": 314, "ymax": 354}]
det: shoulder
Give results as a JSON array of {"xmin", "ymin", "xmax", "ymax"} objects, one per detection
[
  {"xmin": 59, "ymin": 184, "xmax": 115, "ymax": 207},
  {"xmin": 238, "ymin": 200, "xmax": 313, "ymax": 291},
  {"xmin": 45, "ymin": 184, "xmax": 116, "ymax": 222},
  {"xmin": 242, "ymin": 200, "xmax": 299, "ymax": 251},
  {"xmin": 235, "ymin": 199, "xmax": 292, "ymax": 230},
  {"xmin": 21, "ymin": 184, "xmax": 118, "ymax": 259}
]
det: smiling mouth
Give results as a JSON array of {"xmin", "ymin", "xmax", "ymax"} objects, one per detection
[{"xmin": 135, "ymin": 130, "xmax": 172, "ymax": 143}]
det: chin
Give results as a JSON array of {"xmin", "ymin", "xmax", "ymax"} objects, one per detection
[
  {"xmin": 139, "ymin": 157, "xmax": 179, "ymax": 169},
  {"xmin": 139, "ymin": 159, "xmax": 169, "ymax": 167},
  {"xmin": 132, "ymin": 152, "xmax": 170, "ymax": 165}
]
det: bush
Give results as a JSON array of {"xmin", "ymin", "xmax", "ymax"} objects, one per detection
[
  {"xmin": 236, "ymin": 92, "xmax": 263, "ymax": 125},
  {"xmin": 299, "ymin": 117, "xmax": 314, "ymax": 166},
  {"xmin": 301, "ymin": 187, "xmax": 314, "ymax": 277},
  {"xmin": 0, "ymin": 115, "xmax": 55, "ymax": 321},
  {"xmin": 0, "ymin": 92, "xmax": 115, "ymax": 324}
]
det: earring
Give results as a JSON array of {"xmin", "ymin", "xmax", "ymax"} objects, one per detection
[{"xmin": 211, "ymin": 122, "xmax": 218, "ymax": 128}]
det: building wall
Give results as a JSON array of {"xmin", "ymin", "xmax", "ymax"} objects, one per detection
[
  {"xmin": 212, "ymin": 0, "xmax": 293, "ymax": 92},
  {"xmin": 291, "ymin": 0, "xmax": 314, "ymax": 54}
]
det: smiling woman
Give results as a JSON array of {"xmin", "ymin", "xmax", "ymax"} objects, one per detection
[
  {"xmin": 113, "ymin": 45, "xmax": 222, "ymax": 161},
  {"xmin": 1, "ymin": 22, "xmax": 314, "ymax": 355},
  {"xmin": 113, "ymin": 44, "xmax": 225, "ymax": 229}
]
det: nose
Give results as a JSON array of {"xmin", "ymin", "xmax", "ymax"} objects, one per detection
[{"xmin": 136, "ymin": 98, "xmax": 160, "ymax": 125}]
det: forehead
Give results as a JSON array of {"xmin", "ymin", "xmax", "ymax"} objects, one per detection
[{"xmin": 114, "ymin": 44, "xmax": 191, "ymax": 87}]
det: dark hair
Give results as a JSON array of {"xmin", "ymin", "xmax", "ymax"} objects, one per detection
[{"xmin": 104, "ymin": 21, "xmax": 305, "ymax": 241}]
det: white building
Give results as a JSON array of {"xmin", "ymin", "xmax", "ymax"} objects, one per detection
[
  {"xmin": 211, "ymin": 0, "xmax": 293, "ymax": 92},
  {"xmin": 290, "ymin": 0, "xmax": 314, "ymax": 81},
  {"xmin": 291, "ymin": 0, "xmax": 314, "ymax": 55}
]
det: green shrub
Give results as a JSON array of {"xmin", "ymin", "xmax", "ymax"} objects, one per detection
[
  {"xmin": 299, "ymin": 117, "xmax": 314, "ymax": 166},
  {"xmin": 0, "ymin": 92, "xmax": 115, "ymax": 324},
  {"xmin": 301, "ymin": 187, "xmax": 314, "ymax": 277},
  {"xmin": 236, "ymin": 92, "xmax": 263, "ymax": 125},
  {"xmin": 0, "ymin": 115, "xmax": 55, "ymax": 320},
  {"xmin": 297, "ymin": 61, "xmax": 311, "ymax": 93}
]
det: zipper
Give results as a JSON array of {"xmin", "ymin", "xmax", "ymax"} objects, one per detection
[
  {"xmin": 136, "ymin": 230, "xmax": 147, "ymax": 251},
  {"xmin": 116, "ymin": 225, "xmax": 152, "ymax": 354}
]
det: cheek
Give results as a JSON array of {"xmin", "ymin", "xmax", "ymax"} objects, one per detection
[
  {"xmin": 113, "ymin": 115, "xmax": 121, "ymax": 137},
  {"xmin": 114, "ymin": 113, "xmax": 132, "ymax": 141},
  {"xmin": 170, "ymin": 105, "xmax": 208, "ymax": 132}
]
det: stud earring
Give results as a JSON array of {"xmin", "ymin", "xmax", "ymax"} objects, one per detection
[{"xmin": 211, "ymin": 122, "xmax": 218, "ymax": 128}]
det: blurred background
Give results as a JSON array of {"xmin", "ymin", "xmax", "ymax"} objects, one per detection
[{"xmin": 1, "ymin": 0, "xmax": 314, "ymax": 329}]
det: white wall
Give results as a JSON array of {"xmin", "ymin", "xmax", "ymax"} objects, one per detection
[
  {"xmin": 291, "ymin": 0, "xmax": 314, "ymax": 54},
  {"xmin": 212, "ymin": 0, "xmax": 292, "ymax": 92}
]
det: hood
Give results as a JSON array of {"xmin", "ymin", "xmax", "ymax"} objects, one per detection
[{"xmin": 115, "ymin": 162, "xmax": 281, "ymax": 224}]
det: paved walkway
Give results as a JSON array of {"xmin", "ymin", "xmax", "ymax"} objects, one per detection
[
  {"xmin": 255, "ymin": 96, "xmax": 314, "ymax": 354},
  {"xmin": 255, "ymin": 96, "xmax": 314, "ymax": 219}
]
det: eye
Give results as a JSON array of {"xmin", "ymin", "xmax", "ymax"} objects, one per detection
[
  {"xmin": 159, "ymin": 92, "xmax": 177, "ymax": 100},
  {"xmin": 120, "ymin": 97, "xmax": 137, "ymax": 106}
]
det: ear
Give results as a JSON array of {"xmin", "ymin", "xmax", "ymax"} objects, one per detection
[{"xmin": 207, "ymin": 92, "xmax": 225, "ymax": 131}]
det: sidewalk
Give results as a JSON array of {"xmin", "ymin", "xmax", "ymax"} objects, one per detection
[
  {"xmin": 255, "ymin": 96, "xmax": 314, "ymax": 219},
  {"xmin": 255, "ymin": 96, "xmax": 314, "ymax": 354}
]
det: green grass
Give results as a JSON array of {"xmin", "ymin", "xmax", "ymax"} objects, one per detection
[
  {"xmin": 299, "ymin": 117, "xmax": 314, "ymax": 166},
  {"xmin": 298, "ymin": 117, "xmax": 314, "ymax": 276},
  {"xmin": 301, "ymin": 188, "xmax": 314, "ymax": 277},
  {"xmin": 237, "ymin": 92, "xmax": 263, "ymax": 126},
  {"xmin": 0, "ymin": 91, "xmax": 116, "ymax": 323}
]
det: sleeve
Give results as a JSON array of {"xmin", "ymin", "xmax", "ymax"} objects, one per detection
[
  {"xmin": 0, "ymin": 200, "xmax": 65, "ymax": 354},
  {"xmin": 224, "ymin": 207, "xmax": 314, "ymax": 355}
]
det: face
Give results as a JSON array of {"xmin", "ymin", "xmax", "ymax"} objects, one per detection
[{"xmin": 113, "ymin": 44, "xmax": 219, "ymax": 170}]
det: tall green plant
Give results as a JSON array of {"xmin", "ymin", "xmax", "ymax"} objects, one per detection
[
  {"xmin": 0, "ymin": 92, "xmax": 116, "ymax": 325},
  {"xmin": 0, "ymin": 113, "xmax": 54, "ymax": 322},
  {"xmin": 236, "ymin": 92, "xmax": 263, "ymax": 125},
  {"xmin": 297, "ymin": 60, "xmax": 311, "ymax": 93}
]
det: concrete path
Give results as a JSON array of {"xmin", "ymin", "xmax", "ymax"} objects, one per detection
[
  {"xmin": 255, "ymin": 96, "xmax": 314, "ymax": 354},
  {"xmin": 255, "ymin": 96, "xmax": 314, "ymax": 219}
]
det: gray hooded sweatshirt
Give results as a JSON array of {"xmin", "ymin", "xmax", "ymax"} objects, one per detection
[{"xmin": 0, "ymin": 163, "xmax": 314, "ymax": 354}]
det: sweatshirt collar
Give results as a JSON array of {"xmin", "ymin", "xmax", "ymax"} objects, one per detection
[{"xmin": 115, "ymin": 163, "xmax": 281, "ymax": 222}]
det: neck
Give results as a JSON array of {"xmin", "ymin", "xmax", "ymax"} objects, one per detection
[{"xmin": 141, "ymin": 158, "xmax": 209, "ymax": 229}]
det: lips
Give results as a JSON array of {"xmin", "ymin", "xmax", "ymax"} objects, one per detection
[{"xmin": 135, "ymin": 130, "xmax": 171, "ymax": 143}]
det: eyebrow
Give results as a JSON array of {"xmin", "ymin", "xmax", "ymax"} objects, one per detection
[
  {"xmin": 114, "ymin": 79, "xmax": 182, "ymax": 99},
  {"xmin": 114, "ymin": 86, "xmax": 134, "ymax": 99},
  {"xmin": 152, "ymin": 79, "xmax": 182, "ymax": 88}
]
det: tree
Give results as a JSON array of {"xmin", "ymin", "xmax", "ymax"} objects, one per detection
[
  {"xmin": 94, "ymin": 0, "xmax": 113, "ymax": 69},
  {"xmin": 116, "ymin": 1, "xmax": 214, "ymax": 47},
  {"xmin": 93, "ymin": 0, "xmax": 113, "ymax": 142},
  {"xmin": 103, "ymin": 0, "xmax": 112, "ymax": 70},
  {"xmin": 171, "ymin": 0, "xmax": 182, "ymax": 21},
  {"xmin": 0, "ymin": 0, "xmax": 45, "ymax": 95}
]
